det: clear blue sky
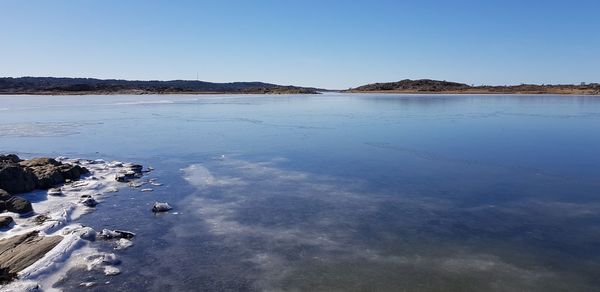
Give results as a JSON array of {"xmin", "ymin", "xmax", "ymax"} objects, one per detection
[{"xmin": 1, "ymin": 0, "xmax": 599, "ymax": 89}]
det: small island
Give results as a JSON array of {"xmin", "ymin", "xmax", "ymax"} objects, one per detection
[{"xmin": 348, "ymin": 79, "xmax": 600, "ymax": 95}]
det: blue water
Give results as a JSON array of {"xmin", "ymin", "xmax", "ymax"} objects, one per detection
[{"xmin": 1, "ymin": 93, "xmax": 600, "ymax": 291}]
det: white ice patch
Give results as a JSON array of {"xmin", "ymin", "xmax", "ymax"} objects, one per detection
[
  {"xmin": 0, "ymin": 122, "xmax": 100, "ymax": 137},
  {"xmin": 113, "ymin": 100, "xmax": 175, "ymax": 106},
  {"xmin": 114, "ymin": 238, "xmax": 134, "ymax": 250}
]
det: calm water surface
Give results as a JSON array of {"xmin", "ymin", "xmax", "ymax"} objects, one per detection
[{"xmin": 1, "ymin": 93, "xmax": 600, "ymax": 291}]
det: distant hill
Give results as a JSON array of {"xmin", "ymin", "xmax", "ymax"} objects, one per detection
[
  {"xmin": 349, "ymin": 79, "xmax": 600, "ymax": 95},
  {"xmin": 353, "ymin": 79, "xmax": 470, "ymax": 92},
  {"xmin": 0, "ymin": 77, "xmax": 322, "ymax": 95}
]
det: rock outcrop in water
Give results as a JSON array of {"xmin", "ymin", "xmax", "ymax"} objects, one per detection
[
  {"xmin": 0, "ymin": 155, "xmax": 37, "ymax": 194},
  {"xmin": 0, "ymin": 155, "xmax": 89, "ymax": 193},
  {"xmin": 0, "ymin": 154, "xmax": 91, "ymax": 218},
  {"xmin": 115, "ymin": 164, "xmax": 144, "ymax": 182},
  {"xmin": 1, "ymin": 189, "xmax": 32, "ymax": 216},
  {"xmin": 152, "ymin": 202, "xmax": 172, "ymax": 213},
  {"xmin": 19, "ymin": 157, "xmax": 89, "ymax": 189},
  {"xmin": 4, "ymin": 196, "xmax": 33, "ymax": 215},
  {"xmin": 0, "ymin": 155, "xmax": 90, "ymax": 218}
]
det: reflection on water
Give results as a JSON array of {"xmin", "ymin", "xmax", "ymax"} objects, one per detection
[{"xmin": 1, "ymin": 93, "xmax": 600, "ymax": 291}]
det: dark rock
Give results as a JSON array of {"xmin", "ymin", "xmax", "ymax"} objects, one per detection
[
  {"xmin": 18, "ymin": 158, "xmax": 89, "ymax": 189},
  {"xmin": 128, "ymin": 164, "xmax": 143, "ymax": 174},
  {"xmin": 0, "ymin": 231, "xmax": 62, "ymax": 281},
  {"xmin": 0, "ymin": 189, "xmax": 11, "ymax": 201},
  {"xmin": 0, "ymin": 216, "xmax": 13, "ymax": 228},
  {"xmin": 6, "ymin": 196, "xmax": 33, "ymax": 214},
  {"xmin": 0, "ymin": 190, "xmax": 9, "ymax": 212},
  {"xmin": 115, "ymin": 163, "xmax": 144, "ymax": 182},
  {"xmin": 0, "ymin": 161, "xmax": 37, "ymax": 194},
  {"xmin": 0, "ymin": 154, "xmax": 21, "ymax": 163},
  {"xmin": 28, "ymin": 164, "xmax": 65, "ymax": 189},
  {"xmin": 115, "ymin": 171, "xmax": 138, "ymax": 182},
  {"xmin": 33, "ymin": 214, "xmax": 50, "ymax": 225},
  {"xmin": 59, "ymin": 164, "xmax": 89, "ymax": 180},
  {"xmin": 80, "ymin": 197, "xmax": 98, "ymax": 207},
  {"xmin": 0, "ymin": 267, "xmax": 17, "ymax": 284},
  {"xmin": 115, "ymin": 173, "xmax": 129, "ymax": 182},
  {"xmin": 152, "ymin": 202, "xmax": 172, "ymax": 213}
]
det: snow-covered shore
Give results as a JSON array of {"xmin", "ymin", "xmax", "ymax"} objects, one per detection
[{"xmin": 1, "ymin": 158, "xmax": 148, "ymax": 291}]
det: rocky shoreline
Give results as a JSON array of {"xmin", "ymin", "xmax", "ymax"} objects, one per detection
[
  {"xmin": 0, "ymin": 154, "xmax": 163, "ymax": 290},
  {"xmin": 1, "ymin": 155, "xmax": 90, "ymax": 231}
]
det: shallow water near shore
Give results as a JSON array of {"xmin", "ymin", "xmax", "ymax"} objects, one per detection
[{"xmin": 1, "ymin": 93, "xmax": 600, "ymax": 291}]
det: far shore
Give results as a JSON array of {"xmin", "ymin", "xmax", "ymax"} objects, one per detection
[
  {"xmin": 2, "ymin": 90, "xmax": 600, "ymax": 96},
  {"xmin": 0, "ymin": 90, "xmax": 323, "ymax": 96},
  {"xmin": 346, "ymin": 89, "xmax": 600, "ymax": 95},
  {"xmin": 3, "ymin": 77, "xmax": 599, "ymax": 96}
]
